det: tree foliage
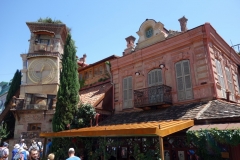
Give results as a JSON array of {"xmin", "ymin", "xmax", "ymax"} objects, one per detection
[
  {"xmin": 72, "ymin": 103, "xmax": 96, "ymax": 129},
  {"xmin": 52, "ymin": 33, "xmax": 80, "ymax": 159},
  {"xmin": 37, "ymin": 17, "xmax": 62, "ymax": 24},
  {"xmin": 187, "ymin": 129, "xmax": 240, "ymax": 160},
  {"xmin": 4, "ymin": 70, "xmax": 21, "ymax": 106},
  {"xmin": 3, "ymin": 70, "xmax": 21, "ymax": 140},
  {"xmin": 0, "ymin": 123, "xmax": 9, "ymax": 140},
  {"xmin": 52, "ymin": 33, "xmax": 80, "ymax": 132}
]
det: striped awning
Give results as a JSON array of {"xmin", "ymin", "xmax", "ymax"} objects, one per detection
[{"xmin": 40, "ymin": 120, "xmax": 194, "ymax": 138}]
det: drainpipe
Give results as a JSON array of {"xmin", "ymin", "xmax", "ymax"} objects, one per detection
[{"xmin": 204, "ymin": 23, "xmax": 218, "ymax": 99}]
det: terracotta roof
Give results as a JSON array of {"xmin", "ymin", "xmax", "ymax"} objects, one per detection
[
  {"xmin": 99, "ymin": 100, "xmax": 240, "ymax": 126},
  {"xmin": 100, "ymin": 101, "xmax": 207, "ymax": 126},
  {"xmin": 197, "ymin": 100, "xmax": 240, "ymax": 119},
  {"xmin": 79, "ymin": 81, "xmax": 112, "ymax": 107}
]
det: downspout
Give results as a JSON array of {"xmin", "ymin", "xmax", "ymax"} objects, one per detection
[
  {"xmin": 204, "ymin": 23, "xmax": 218, "ymax": 99},
  {"xmin": 105, "ymin": 61, "xmax": 115, "ymax": 114}
]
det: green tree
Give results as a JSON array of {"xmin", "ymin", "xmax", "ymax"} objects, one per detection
[
  {"xmin": 0, "ymin": 123, "xmax": 9, "ymax": 141},
  {"xmin": 72, "ymin": 103, "xmax": 96, "ymax": 128},
  {"xmin": 2, "ymin": 70, "xmax": 21, "ymax": 140},
  {"xmin": 52, "ymin": 33, "xmax": 80, "ymax": 159}
]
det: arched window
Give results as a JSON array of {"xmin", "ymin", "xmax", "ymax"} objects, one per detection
[
  {"xmin": 175, "ymin": 60, "xmax": 193, "ymax": 101},
  {"xmin": 148, "ymin": 69, "xmax": 163, "ymax": 86},
  {"xmin": 145, "ymin": 27, "xmax": 153, "ymax": 38},
  {"xmin": 148, "ymin": 69, "xmax": 163, "ymax": 103}
]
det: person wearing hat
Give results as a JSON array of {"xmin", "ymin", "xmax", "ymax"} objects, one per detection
[
  {"xmin": 0, "ymin": 142, "xmax": 9, "ymax": 160},
  {"xmin": 66, "ymin": 148, "xmax": 80, "ymax": 160},
  {"xmin": 12, "ymin": 144, "xmax": 20, "ymax": 160}
]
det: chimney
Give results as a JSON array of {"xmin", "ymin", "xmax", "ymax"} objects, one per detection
[
  {"xmin": 178, "ymin": 16, "xmax": 188, "ymax": 32},
  {"xmin": 123, "ymin": 36, "xmax": 136, "ymax": 56},
  {"xmin": 226, "ymin": 90, "xmax": 231, "ymax": 102}
]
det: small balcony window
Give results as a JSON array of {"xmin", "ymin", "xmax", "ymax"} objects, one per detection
[{"xmin": 27, "ymin": 123, "xmax": 41, "ymax": 131}]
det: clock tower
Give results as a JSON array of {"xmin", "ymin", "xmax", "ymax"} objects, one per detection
[{"xmin": 11, "ymin": 21, "xmax": 68, "ymax": 147}]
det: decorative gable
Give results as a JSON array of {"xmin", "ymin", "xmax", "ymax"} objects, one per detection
[{"xmin": 135, "ymin": 19, "xmax": 168, "ymax": 51}]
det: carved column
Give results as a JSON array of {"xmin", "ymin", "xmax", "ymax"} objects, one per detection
[{"xmin": 20, "ymin": 54, "xmax": 28, "ymax": 84}]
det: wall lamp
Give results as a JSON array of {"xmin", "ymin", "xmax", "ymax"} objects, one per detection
[
  {"xmin": 159, "ymin": 64, "xmax": 168, "ymax": 70},
  {"xmin": 135, "ymin": 71, "xmax": 144, "ymax": 76}
]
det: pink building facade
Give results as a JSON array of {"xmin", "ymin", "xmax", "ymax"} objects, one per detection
[{"xmin": 111, "ymin": 18, "xmax": 240, "ymax": 112}]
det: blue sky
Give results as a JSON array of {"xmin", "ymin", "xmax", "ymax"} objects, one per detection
[{"xmin": 0, "ymin": 0, "xmax": 239, "ymax": 82}]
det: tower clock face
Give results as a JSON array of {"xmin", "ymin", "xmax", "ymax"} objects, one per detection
[{"xmin": 28, "ymin": 58, "xmax": 57, "ymax": 84}]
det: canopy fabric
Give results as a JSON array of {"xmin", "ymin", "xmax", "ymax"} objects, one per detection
[
  {"xmin": 188, "ymin": 123, "xmax": 240, "ymax": 131},
  {"xmin": 40, "ymin": 120, "xmax": 194, "ymax": 138}
]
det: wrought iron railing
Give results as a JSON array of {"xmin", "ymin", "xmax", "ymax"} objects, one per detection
[{"xmin": 134, "ymin": 84, "xmax": 172, "ymax": 108}]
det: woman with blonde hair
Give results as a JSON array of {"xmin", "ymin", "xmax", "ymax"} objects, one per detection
[{"xmin": 47, "ymin": 153, "xmax": 55, "ymax": 160}]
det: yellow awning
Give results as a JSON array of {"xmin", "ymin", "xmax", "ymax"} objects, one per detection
[{"xmin": 40, "ymin": 120, "xmax": 194, "ymax": 138}]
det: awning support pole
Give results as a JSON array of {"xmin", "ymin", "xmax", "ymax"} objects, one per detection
[
  {"xmin": 43, "ymin": 137, "xmax": 47, "ymax": 158},
  {"xmin": 159, "ymin": 136, "xmax": 164, "ymax": 160},
  {"xmin": 104, "ymin": 137, "xmax": 106, "ymax": 160}
]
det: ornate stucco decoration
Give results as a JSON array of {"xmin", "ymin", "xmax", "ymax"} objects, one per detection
[
  {"xmin": 135, "ymin": 19, "xmax": 167, "ymax": 51},
  {"xmin": 213, "ymin": 50, "xmax": 222, "ymax": 60}
]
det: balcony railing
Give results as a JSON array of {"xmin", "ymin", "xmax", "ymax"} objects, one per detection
[
  {"xmin": 26, "ymin": 104, "xmax": 48, "ymax": 110},
  {"xmin": 21, "ymin": 131, "xmax": 40, "ymax": 139},
  {"xmin": 134, "ymin": 84, "xmax": 172, "ymax": 108},
  {"xmin": 33, "ymin": 43, "xmax": 63, "ymax": 53},
  {"xmin": 14, "ymin": 99, "xmax": 49, "ymax": 110},
  {"xmin": 27, "ymin": 52, "xmax": 62, "ymax": 59}
]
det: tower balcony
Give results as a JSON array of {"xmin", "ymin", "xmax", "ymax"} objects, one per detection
[
  {"xmin": 33, "ymin": 43, "xmax": 63, "ymax": 54},
  {"xmin": 134, "ymin": 84, "xmax": 172, "ymax": 108},
  {"xmin": 12, "ymin": 94, "xmax": 56, "ymax": 111}
]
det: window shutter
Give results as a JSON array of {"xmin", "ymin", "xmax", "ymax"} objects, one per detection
[
  {"xmin": 175, "ymin": 62, "xmax": 185, "ymax": 101},
  {"xmin": 225, "ymin": 67, "xmax": 234, "ymax": 101},
  {"xmin": 183, "ymin": 60, "xmax": 193, "ymax": 99},
  {"xmin": 148, "ymin": 72, "xmax": 151, "ymax": 86},
  {"xmin": 127, "ymin": 76, "xmax": 133, "ymax": 108},
  {"xmin": 123, "ymin": 78, "xmax": 128, "ymax": 108},
  {"xmin": 235, "ymin": 73, "xmax": 240, "ymax": 93},
  {"xmin": 215, "ymin": 59, "xmax": 226, "ymax": 98},
  {"xmin": 157, "ymin": 69, "xmax": 163, "ymax": 84}
]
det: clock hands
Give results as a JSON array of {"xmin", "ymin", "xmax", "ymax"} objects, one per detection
[{"xmin": 40, "ymin": 64, "xmax": 45, "ymax": 72}]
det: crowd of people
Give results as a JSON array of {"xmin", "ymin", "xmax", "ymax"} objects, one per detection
[{"xmin": 0, "ymin": 139, "xmax": 81, "ymax": 160}]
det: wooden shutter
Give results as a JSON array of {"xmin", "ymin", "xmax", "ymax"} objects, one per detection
[
  {"xmin": 183, "ymin": 60, "xmax": 193, "ymax": 99},
  {"xmin": 225, "ymin": 67, "xmax": 234, "ymax": 101},
  {"xmin": 175, "ymin": 60, "xmax": 193, "ymax": 101},
  {"xmin": 123, "ymin": 76, "xmax": 133, "ymax": 109},
  {"xmin": 215, "ymin": 59, "xmax": 226, "ymax": 98},
  {"xmin": 234, "ymin": 73, "xmax": 240, "ymax": 93},
  {"xmin": 127, "ymin": 76, "xmax": 133, "ymax": 108},
  {"xmin": 123, "ymin": 78, "xmax": 128, "ymax": 108},
  {"xmin": 175, "ymin": 62, "xmax": 185, "ymax": 101},
  {"xmin": 148, "ymin": 69, "xmax": 163, "ymax": 86}
]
